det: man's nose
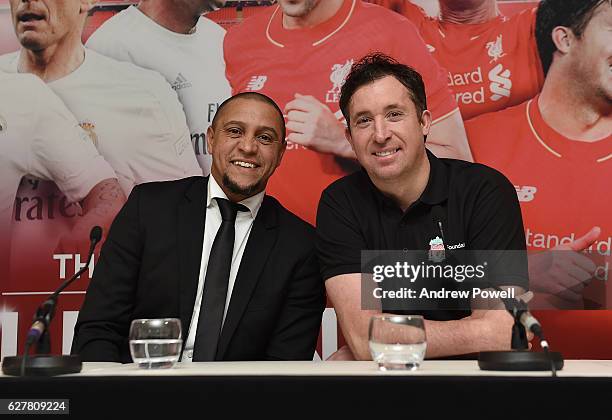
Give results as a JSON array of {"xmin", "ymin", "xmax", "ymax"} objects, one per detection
[
  {"xmin": 373, "ymin": 118, "xmax": 391, "ymax": 143},
  {"xmin": 237, "ymin": 134, "xmax": 258, "ymax": 153}
]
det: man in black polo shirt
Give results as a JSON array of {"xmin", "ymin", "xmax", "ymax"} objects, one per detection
[{"xmin": 317, "ymin": 53, "xmax": 528, "ymax": 360}]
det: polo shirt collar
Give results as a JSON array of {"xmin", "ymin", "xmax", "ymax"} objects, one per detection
[{"xmin": 419, "ymin": 149, "xmax": 449, "ymax": 206}]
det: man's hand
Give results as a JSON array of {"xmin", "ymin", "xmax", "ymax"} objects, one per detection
[
  {"xmin": 284, "ymin": 93, "xmax": 354, "ymax": 158},
  {"xmin": 55, "ymin": 179, "xmax": 124, "ymax": 257},
  {"xmin": 55, "ymin": 216, "xmax": 108, "ymax": 260},
  {"xmin": 468, "ymin": 309, "xmax": 516, "ymax": 351},
  {"xmin": 473, "ymin": 308, "xmax": 535, "ymax": 350},
  {"xmin": 425, "ymin": 110, "xmax": 473, "ymax": 161},
  {"xmin": 326, "ymin": 345, "xmax": 356, "ymax": 361},
  {"xmin": 56, "ymin": 221, "xmax": 94, "ymax": 258},
  {"xmin": 529, "ymin": 227, "xmax": 600, "ymax": 302}
]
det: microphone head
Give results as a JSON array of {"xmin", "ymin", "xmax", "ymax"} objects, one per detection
[{"xmin": 90, "ymin": 226, "xmax": 103, "ymax": 243}]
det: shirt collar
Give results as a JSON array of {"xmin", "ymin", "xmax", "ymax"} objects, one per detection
[
  {"xmin": 528, "ymin": 96, "xmax": 612, "ymax": 163},
  {"xmin": 206, "ymin": 175, "xmax": 265, "ymax": 219},
  {"xmin": 419, "ymin": 149, "xmax": 449, "ymax": 206},
  {"xmin": 266, "ymin": 0, "xmax": 357, "ymax": 48}
]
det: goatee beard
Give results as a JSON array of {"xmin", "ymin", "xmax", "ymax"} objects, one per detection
[{"xmin": 222, "ymin": 173, "xmax": 261, "ymax": 198}]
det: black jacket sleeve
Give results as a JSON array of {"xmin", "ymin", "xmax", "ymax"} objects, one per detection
[
  {"xmin": 264, "ymin": 243, "xmax": 325, "ymax": 361},
  {"xmin": 71, "ymin": 186, "xmax": 144, "ymax": 362}
]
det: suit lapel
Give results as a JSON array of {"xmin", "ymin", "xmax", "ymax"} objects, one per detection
[
  {"xmin": 216, "ymin": 196, "xmax": 279, "ymax": 359},
  {"xmin": 177, "ymin": 177, "xmax": 207, "ymax": 340}
]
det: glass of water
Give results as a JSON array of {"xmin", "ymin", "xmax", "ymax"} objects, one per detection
[
  {"xmin": 369, "ymin": 315, "xmax": 427, "ymax": 371},
  {"xmin": 129, "ymin": 318, "xmax": 182, "ymax": 369}
]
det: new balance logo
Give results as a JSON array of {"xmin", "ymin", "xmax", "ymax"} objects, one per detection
[
  {"xmin": 247, "ymin": 75, "xmax": 267, "ymax": 91},
  {"xmin": 515, "ymin": 185, "xmax": 537, "ymax": 202},
  {"xmin": 488, "ymin": 64, "xmax": 512, "ymax": 101},
  {"xmin": 171, "ymin": 73, "xmax": 192, "ymax": 90}
]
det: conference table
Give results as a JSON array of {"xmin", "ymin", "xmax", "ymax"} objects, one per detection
[{"xmin": 1, "ymin": 360, "xmax": 611, "ymax": 415}]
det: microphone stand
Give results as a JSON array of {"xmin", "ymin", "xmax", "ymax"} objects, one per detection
[
  {"xmin": 2, "ymin": 226, "xmax": 103, "ymax": 376},
  {"xmin": 478, "ymin": 291, "xmax": 564, "ymax": 374}
]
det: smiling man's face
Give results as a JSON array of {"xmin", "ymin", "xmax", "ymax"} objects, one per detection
[
  {"xmin": 345, "ymin": 75, "xmax": 431, "ymax": 184},
  {"xmin": 207, "ymin": 97, "xmax": 286, "ymax": 202}
]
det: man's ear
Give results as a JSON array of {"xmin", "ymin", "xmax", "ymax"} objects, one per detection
[
  {"xmin": 275, "ymin": 141, "xmax": 287, "ymax": 169},
  {"xmin": 206, "ymin": 125, "xmax": 215, "ymax": 155},
  {"xmin": 345, "ymin": 126, "xmax": 355, "ymax": 153},
  {"xmin": 551, "ymin": 26, "xmax": 573, "ymax": 55},
  {"xmin": 420, "ymin": 110, "xmax": 432, "ymax": 136}
]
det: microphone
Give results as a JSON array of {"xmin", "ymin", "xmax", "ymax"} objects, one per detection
[
  {"xmin": 478, "ymin": 285, "xmax": 563, "ymax": 374},
  {"xmin": 25, "ymin": 321, "xmax": 46, "ymax": 345},
  {"xmin": 519, "ymin": 310, "xmax": 542, "ymax": 337},
  {"xmin": 2, "ymin": 226, "xmax": 105, "ymax": 376},
  {"xmin": 90, "ymin": 225, "xmax": 103, "ymax": 245},
  {"xmin": 25, "ymin": 226, "xmax": 103, "ymax": 346},
  {"xmin": 497, "ymin": 293, "xmax": 542, "ymax": 337}
]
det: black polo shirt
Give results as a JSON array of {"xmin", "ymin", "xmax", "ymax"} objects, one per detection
[{"xmin": 316, "ymin": 150, "xmax": 528, "ymax": 321}]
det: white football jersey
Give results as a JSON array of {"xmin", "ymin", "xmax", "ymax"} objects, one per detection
[
  {"xmin": 0, "ymin": 49, "xmax": 201, "ymax": 283},
  {"xmin": 87, "ymin": 5, "xmax": 232, "ymax": 174},
  {"xmin": 0, "ymin": 48, "xmax": 202, "ymax": 195},
  {"xmin": 0, "ymin": 71, "xmax": 115, "ymax": 268}
]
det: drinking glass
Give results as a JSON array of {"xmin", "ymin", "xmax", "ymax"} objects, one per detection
[
  {"xmin": 129, "ymin": 318, "xmax": 182, "ymax": 369},
  {"xmin": 368, "ymin": 315, "xmax": 427, "ymax": 371}
]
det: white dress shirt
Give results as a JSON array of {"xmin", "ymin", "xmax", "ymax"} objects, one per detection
[{"xmin": 182, "ymin": 176, "xmax": 264, "ymax": 362}]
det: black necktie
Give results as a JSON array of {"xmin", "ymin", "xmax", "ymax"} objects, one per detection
[{"xmin": 192, "ymin": 197, "xmax": 248, "ymax": 361}]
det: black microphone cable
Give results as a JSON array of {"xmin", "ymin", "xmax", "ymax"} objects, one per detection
[
  {"xmin": 528, "ymin": 323, "xmax": 557, "ymax": 378},
  {"xmin": 20, "ymin": 341, "xmax": 33, "ymax": 377},
  {"xmin": 495, "ymin": 286, "xmax": 558, "ymax": 378}
]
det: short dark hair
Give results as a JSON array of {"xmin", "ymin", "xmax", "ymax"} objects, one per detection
[
  {"xmin": 339, "ymin": 53, "xmax": 427, "ymax": 128},
  {"xmin": 536, "ymin": 0, "xmax": 611, "ymax": 75},
  {"xmin": 212, "ymin": 92, "xmax": 286, "ymax": 142}
]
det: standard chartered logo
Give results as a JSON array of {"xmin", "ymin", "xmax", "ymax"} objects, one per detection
[
  {"xmin": 488, "ymin": 63, "xmax": 512, "ymax": 101},
  {"xmin": 448, "ymin": 63, "xmax": 513, "ymax": 105}
]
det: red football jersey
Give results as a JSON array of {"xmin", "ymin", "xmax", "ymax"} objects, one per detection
[
  {"xmin": 394, "ymin": 1, "xmax": 544, "ymax": 120},
  {"xmin": 224, "ymin": 0, "xmax": 457, "ymax": 225},
  {"xmin": 468, "ymin": 97, "xmax": 612, "ymax": 358}
]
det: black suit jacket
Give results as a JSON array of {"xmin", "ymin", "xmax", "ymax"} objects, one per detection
[{"xmin": 72, "ymin": 176, "xmax": 325, "ymax": 362}]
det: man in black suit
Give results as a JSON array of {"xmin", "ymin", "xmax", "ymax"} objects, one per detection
[{"xmin": 72, "ymin": 92, "xmax": 325, "ymax": 362}]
